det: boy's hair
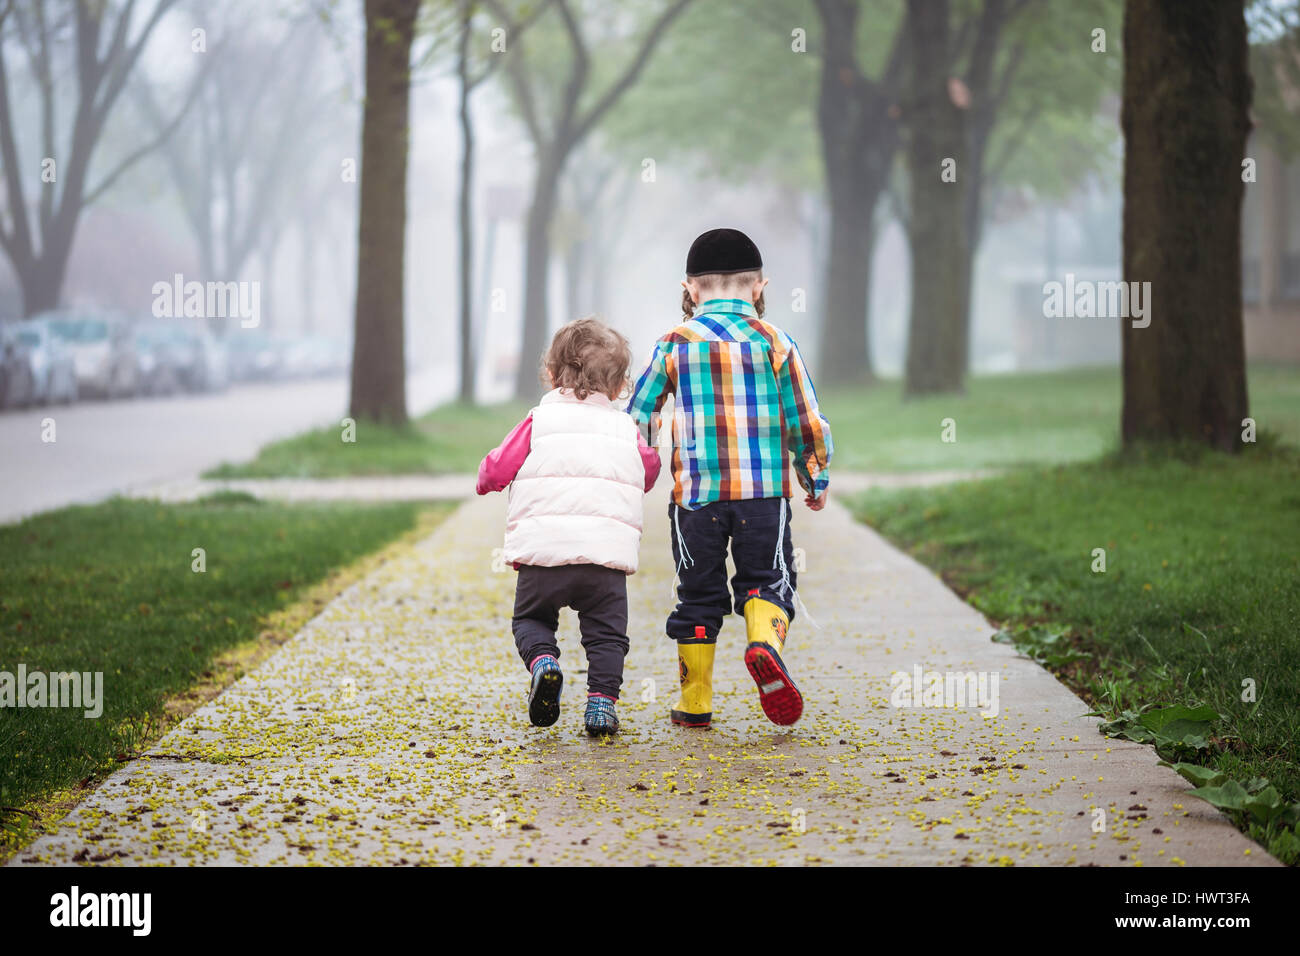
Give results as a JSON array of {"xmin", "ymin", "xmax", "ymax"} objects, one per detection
[
  {"xmin": 681, "ymin": 270, "xmax": 766, "ymax": 321},
  {"xmin": 540, "ymin": 317, "xmax": 632, "ymax": 401}
]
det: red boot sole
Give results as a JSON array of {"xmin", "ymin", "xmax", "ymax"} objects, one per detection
[{"xmin": 744, "ymin": 644, "xmax": 803, "ymax": 726}]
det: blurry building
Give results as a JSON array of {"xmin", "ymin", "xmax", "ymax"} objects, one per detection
[
  {"xmin": 1242, "ymin": 137, "xmax": 1300, "ymax": 363},
  {"xmin": 982, "ymin": 183, "xmax": 1124, "ymax": 372}
]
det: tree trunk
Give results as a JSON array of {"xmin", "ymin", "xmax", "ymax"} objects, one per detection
[
  {"xmin": 565, "ymin": 232, "xmax": 588, "ymax": 321},
  {"xmin": 951, "ymin": 124, "xmax": 989, "ymax": 369},
  {"xmin": 514, "ymin": 148, "xmax": 563, "ymax": 399},
  {"xmin": 0, "ymin": 1, "xmax": 178, "ymax": 319},
  {"xmin": 819, "ymin": 186, "xmax": 880, "ymax": 384},
  {"xmin": 19, "ymin": 258, "xmax": 66, "ymax": 316},
  {"xmin": 261, "ymin": 236, "xmax": 278, "ymax": 334},
  {"xmin": 1120, "ymin": 0, "xmax": 1251, "ymax": 450},
  {"xmin": 590, "ymin": 255, "xmax": 608, "ymax": 317},
  {"xmin": 813, "ymin": 0, "xmax": 898, "ymax": 385},
  {"xmin": 903, "ymin": 0, "xmax": 968, "ymax": 397},
  {"xmin": 350, "ymin": 0, "xmax": 418, "ymax": 425},
  {"xmin": 456, "ymin": 0, "xmax": 475, "ymax": 405},
  {"xmin": 300, "ymin": 219, "xmax": 315, "ymax": 336},
  {"xmin": 498, "ymin": 0, "xmax": 690, "ymax": 399},
  {"xmin": 949, "ymin": 0, "xmax": 1008, "ymax": 370},
  {"xmin": 18, "ymin": 197, "xmax": 78, "ymax": 317},
  {"xmin": 586, "ymin": 176, "xmax": 631, "ymax": 315},
  {"xmin": 475, "ymin": 216, "xmax": 498, "ymax": 386}
]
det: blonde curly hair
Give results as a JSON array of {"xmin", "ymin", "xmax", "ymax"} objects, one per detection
[{"xmin": 540, "ymin": 317, "xmax": 632, "ymax": 401}]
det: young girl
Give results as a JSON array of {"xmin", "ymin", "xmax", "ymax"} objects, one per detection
[{"xmin": 476, "ymin": 318, "xmax": 661, "ymax": 735}]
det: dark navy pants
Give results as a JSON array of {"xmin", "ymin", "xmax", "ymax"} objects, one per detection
[
  {"xmin": 512, "ymin": 564, "xmax": 629, "ymax": 698},
  {"xmin": 666, "ymin": 497, "xmax": 796, "ymax": 642}
]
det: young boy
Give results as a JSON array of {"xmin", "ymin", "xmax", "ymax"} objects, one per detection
[{"xmin": 626, "ymin": 228, "xmax": 832, "ymax": 728}]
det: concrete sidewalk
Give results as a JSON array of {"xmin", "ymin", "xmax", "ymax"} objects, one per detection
[{"xmin": 11, "ymin": 488, "xmax": 1274, "ymax": 866}]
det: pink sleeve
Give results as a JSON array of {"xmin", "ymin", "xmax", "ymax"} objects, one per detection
[
  {"xmin": 476, "ymin": 414, "xmax": 533, "ymax": 494},
  {"xmin": 637, "ymin": 430, "xmax": 662, "ymax": 493}
]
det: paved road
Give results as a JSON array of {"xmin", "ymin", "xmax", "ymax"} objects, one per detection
[
  {"xmin": 10, "ymin": 488, "xmax": 1274, "ymax": 866},
  {"xmin": 0, "ymin": 370, "xmax": 451, "ymax": 525}
]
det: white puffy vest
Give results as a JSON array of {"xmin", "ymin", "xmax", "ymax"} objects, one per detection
[{"xmin": 504, "ymin": 389, "xmax": 646, "ymax": 573}]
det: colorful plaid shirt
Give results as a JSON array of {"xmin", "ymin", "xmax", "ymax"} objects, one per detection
[{"xmin": 626, "ymin": 298, "xmax": 833, "ymax": 510}]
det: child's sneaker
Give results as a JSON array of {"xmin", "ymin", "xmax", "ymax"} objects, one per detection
[
  {"xmin": 527, "ymin": 654, "xmax": 563, "ymax": 727},
  {"xmin": 584, "ymin": 694, "xmax": 619, "ymax": 736}
]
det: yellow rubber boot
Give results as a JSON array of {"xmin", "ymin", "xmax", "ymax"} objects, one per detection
[
  {"xmin": 744, "ymin": 595, "xmax": 789, "ymax": 653},
  {"xmin": 671, "ymin": 627, "xmax": 714, "ymax": 728},
  {"xmin": 743, "ymin": 593, "xmax": 803, "ymax": 726}
]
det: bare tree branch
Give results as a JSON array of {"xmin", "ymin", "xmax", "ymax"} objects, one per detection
[
  {"xmin": 31, "ymin": 2, "xmax": 58, "ymax": 231},
  {"xmin": 482, "ymin": 0, "xmax": 545, "ymax": 142},
  {"xmin": 569, "ymin": 0, "xmax": 692, "ymax": 146},
  {"xmin": 878, "ymin": 7, "xmax": 910, "ymax": 97},
  {"xmin": 552, "ymin": 0, "xmax": 590, "ymax": 140},
  {"xmin": 467, "ymin": 0, "xmax": 553, "ymax": 89},
  {"xmin": 986, "ymin": 102, "xmax": 1042, "ymax": 181},
  {"xmin": 989, "ymin": 39, "xmax": 1026, "ymax": 112},
  {"xmin": 0, "ymin": 0, "xmax": 186, "ymax": 311},
  {"xmin": 96, "ymin": 0, "xmax": 181, "ymax": 125},
  {"xmin": 0, "ymin": 40, "xmax": 34, "ymax": 258},
  {"xmin": 964, "ymin": 0, "xmax": 1007, "ymax": 95},
  {"xmin": 83, "ymin": 50, "xmax": 212, "ymax": 205}
]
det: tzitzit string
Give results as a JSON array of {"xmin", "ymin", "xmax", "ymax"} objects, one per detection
[
  {"xmin": 671, "ymin": 502, "xmax": 694, "ymax": 598},
  {"xmin": 775, "ymin": 497, "xmax": 819, "ymax": 629}
]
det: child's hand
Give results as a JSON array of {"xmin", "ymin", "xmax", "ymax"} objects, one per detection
[{"xmin": 805, "ymin": 489, "xmax": 828, "ymax": 511}]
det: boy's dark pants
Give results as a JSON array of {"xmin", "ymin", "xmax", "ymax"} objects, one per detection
[
  {"xmin": 667, "ymin": 497, "xmax": 796, "ymax": 641},
  {"xmin": 512, "ymin": 564, "xmax": 629, "ymax": 699}
]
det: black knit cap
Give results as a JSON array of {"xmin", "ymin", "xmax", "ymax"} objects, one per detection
[{"xmin": 685, "ymin": 227, "xmax": 763, "ymax": 277}]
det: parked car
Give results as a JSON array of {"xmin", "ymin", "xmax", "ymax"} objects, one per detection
[
  {"xmin": 281, "ymin": 335, "xmax": 350, "ymax": 379},
  {"xmin": 190, "ymin": 324, "xmax": 230, "ymax": 391},
  {"xmin": 134, "ymin": 323, "xmax": 184, "ymax": 397},
  {"xmin": 0, "ymin": 325, "xmax": 37, "ymax": 409},
  {"xmin": 45, "ymin": 312, "xmax": 139, "ymax": 399},
  {"xmin": 131, "ymin": 318, "xmax": 230, "ymax": 393},
  {"xmin": 12, "ymin": 318, "xmax": 78, "ymax": 404},
  {"xmin": 225, "ymin": 330, "xmax": 282, "ymax": 382}
]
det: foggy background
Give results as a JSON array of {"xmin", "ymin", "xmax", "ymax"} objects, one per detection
[
  {"xmin": 0, "ymin": 0, "xmax": 1128, "ymax": 387},
  {"xmin": 0, "ymin": 0, "xmax": 1296, "ymax": 519}
]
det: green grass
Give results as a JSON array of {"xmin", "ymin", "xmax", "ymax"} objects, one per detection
[
  {"xmin": 205, "ymin": 400, "xmax": 532, "ymax": 479},
  {"xmin": 820, "ymin": 364, "xmax": 1300, "ymax": 472},
  {"xmin": 848, "ymin": 445, "xmax": 1300, "ymax": 862},
  {"xmin": 204, "ymin": 366, "xmax": 1300, "ymax": 479},
  {"xmin": 0, "ymin": 495, "xmax": 443, "ymax": 825}
]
